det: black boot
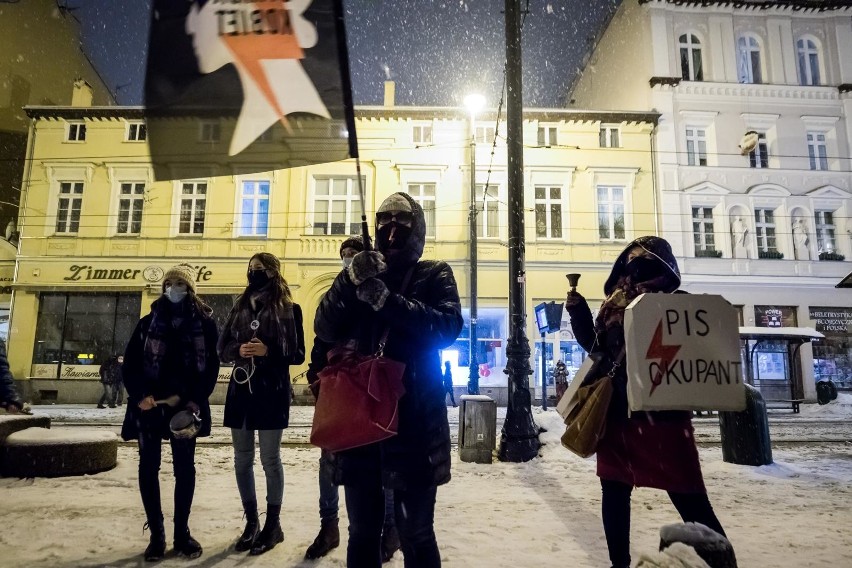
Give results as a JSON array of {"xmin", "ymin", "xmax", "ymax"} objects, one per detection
[
  {"xmin": 250, "ymin": 504, "xmax": 284, "ymax": 556},
  {"xmin": 235, "ymin": 500, "xmax": 260, "ymax": 552},
  {"xmin": 381, "ymin": 524, "xmax": 400, "ymax": 563},
  {"xmin": 304, "ymin": 517, "xmax": 340, "ymax": 559},
  {"xmin": 174, "ymin": 528, "xmax": 203, "ymax": 559},
  {"xmin": 143, "ymin": 519, "xmax": 166, "ymax": 562}
]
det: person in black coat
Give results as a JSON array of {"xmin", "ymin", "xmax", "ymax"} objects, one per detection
[
  {"xmin": 314, "ymin": 192, "xmax": 463, "ymax": 568},
  {"xmin": 97, "ymin": 355, "xmax": 123, "ymax": 408},
  {"xmin": 0, "ymin": 339, "xmax": 24, "ymax": 413},
  {"xmin": 121, "ymin": 263, "xmax": 219, "ymax": 562},
  {"xmin": 218, "ymin": 252, "xmax": 306, "ymax": 556}
]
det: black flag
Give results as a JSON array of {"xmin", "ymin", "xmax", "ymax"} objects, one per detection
[{"xmin": 145, "ymin": 0, "xmax": 355, "ymax": 180}]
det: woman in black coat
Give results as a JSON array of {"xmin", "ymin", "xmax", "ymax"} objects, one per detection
[
  {"xmin": 218, "ymin": 252, "xmax": 305, "ymax": 556},
  {"xmin": 314, "ymin": 193, "xmax": 463, "ymax": 568},
  {"xmin": 121, "ymin": 263, "xmax": 219, "ymax": 562}
]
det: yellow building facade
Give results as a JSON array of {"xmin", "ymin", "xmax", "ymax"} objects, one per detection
[{"xmin": 9, "ymin": 103, "xmax": 658, "ymax": 404}]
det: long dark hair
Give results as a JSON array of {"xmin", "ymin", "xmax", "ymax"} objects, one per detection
[{"xmin": 237, "ymin": 252, "xmax": 293, "ymax": 311}]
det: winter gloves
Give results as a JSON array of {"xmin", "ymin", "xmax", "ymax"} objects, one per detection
[
  {"xmin": 348, "ymin": 251, "xmax": 387, "ymax": 285},
  {"xmin": 347, "ymin": 250, "xmax": 391, "ymax": 311},
  {"xmin": 356, "ymin": 278, "xmax": 390, "ymax": 311}
]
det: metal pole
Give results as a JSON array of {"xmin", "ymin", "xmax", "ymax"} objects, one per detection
[
  {"xmin": 541, "ymin": 332, "xmax": 547, "ymax": 410},
  {"xmin": 498, "ymin": 0, "xmax": 540, "ymax": 462},
  {"xmin": 468, "ymin": 119, "xmax": 479, "ymax": 395}
]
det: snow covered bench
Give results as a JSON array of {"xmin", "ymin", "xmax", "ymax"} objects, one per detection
[
  {"xmin": 0, "ymin": 414, "xmax": 51, "ymax": 445},
  {"xmin": 1, "ymin": 427, "xmax": 118, "ymax": 478}
]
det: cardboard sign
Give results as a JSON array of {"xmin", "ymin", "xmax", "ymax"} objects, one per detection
[{"xmin": 624, "ymin": 294, "xmax": 746, "ymax": 412}]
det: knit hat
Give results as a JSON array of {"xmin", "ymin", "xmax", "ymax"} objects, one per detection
[
  {"xmin": 377, "ymin": 193, "xmax": 413, "ymax": 214},
  {"xmin": 339, "ymin": 235, "xmax": 364, "ymax": 257},
  {"xmin": 163, "ymin": 263, "xmax": 197, "ymax": 293}
]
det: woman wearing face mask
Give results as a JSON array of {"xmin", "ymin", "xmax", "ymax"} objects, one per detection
[
  {"xmin": 121, "ymin": 263, "xmax": 220, "ymax": 561},
  {"xmin": 564, "ymin": 237, "xmax": 728, "ymax": 568},
  {"xmin": 218, "ymin": 252, "xmax": 305, "ymax": 556}
]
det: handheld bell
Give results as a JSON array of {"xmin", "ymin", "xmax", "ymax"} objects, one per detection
[{"xmin": 566, "ymin": 273, "xmax": 581, "ymax": 292}]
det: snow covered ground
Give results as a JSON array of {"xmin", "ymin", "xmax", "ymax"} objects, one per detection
[{"xmin": 2, "ymin": 396, "xmax": 851, "ymax": 567}]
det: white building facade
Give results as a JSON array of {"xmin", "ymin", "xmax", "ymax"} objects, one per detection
[{"xmin": 571, "ymin": 0, "xmax": 852, "ymax": 399}]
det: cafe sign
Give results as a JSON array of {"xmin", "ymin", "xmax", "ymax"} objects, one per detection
[
  {"xmin": 62, "ymin": 264, "xmax": 213, "ymax": 283},
  {"xmin": 33, "ymin": 363, "xmax": 235, "ymax": 382}
]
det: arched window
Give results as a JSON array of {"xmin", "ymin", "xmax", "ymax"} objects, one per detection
[
  {"xmin": 679, "ymin": 33, "xmax": 703, "ymax": 81},
  {"xmin": 797, "ymin": 38, "xmax": 821, "ymax": 86},
  {"xmin": 737, "ymin": 35, "xmax": 762, "ymax": 84}
]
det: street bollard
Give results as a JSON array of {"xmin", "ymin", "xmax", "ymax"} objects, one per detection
[{"xmin": 718, "ymin": 384, "xmax": 772, "ymax": 466}]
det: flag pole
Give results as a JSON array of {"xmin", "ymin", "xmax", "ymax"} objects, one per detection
[{"xmin": 333, "ymin": 0, "xmax": 372, "ymax": 251}]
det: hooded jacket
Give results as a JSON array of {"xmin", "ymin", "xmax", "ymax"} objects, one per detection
[
  {"xmin": 0, "ymin": 340, "xmax": 23, "ymax": 410},
  {"xmin": 314, "ymin": 192, "xmax": 463, "ymax": 489}
]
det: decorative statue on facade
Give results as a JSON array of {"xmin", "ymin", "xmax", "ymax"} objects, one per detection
[
  {"xmin": 731, "ymin": 216, "xmax": 749, "ymax": 259},
  {"xmin": 793, "ymin": 217, "xmax": 810, "ymax": 260}
]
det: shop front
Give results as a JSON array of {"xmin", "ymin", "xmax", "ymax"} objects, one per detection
[
  {"xmin": 809, "ymin": 306, "xmax": 852, "ymax": 390},
  {"xmin": 9, "ymin": 259, "xmax": 251, "ymax": 403}
]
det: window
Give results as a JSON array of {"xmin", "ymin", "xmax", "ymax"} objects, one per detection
[
  {"xmin": 814, "ymin": 211, "xmax": 836, "ymax": 253},
  {"xmin": 599, "ymin": 125, "xmax": 620, "ymax": 148},
  {"xmin": 239, "ymin": 180, "xmax": 270, "ymax": 237},
  {"xmin": 679, "ymin": 33, "xmax": 703, "ymax": 81},
  {"xmin": 685, "ymin": 127, "xmax": 707, "ymax": 166},
  {"xmin": 692, "ymin": 207, "xmax": 716, "ymax": 255},
  {"xmin": 807, "ymin": 132, "xmax": 828, "ymax": 171},
  {"xmin": 748, "ymin": 132, "xmax": 768, "ymax": 168},
  {"xmin": 755, "ymin": 209, "xmax": 777, "ymax": 253},
  {"xmin": 200, "ymin": 121, "xmax": 221, "ymax": 142},
  {"xmin": 537, "ymin": 126, "xmax": 557, "ymax": 147},
  {"xmin": 56, "ymin": 181, "xmax": 83, "ymax": 234},
  {"xmin": 534, "ymin": 185, "xmax": 563, "ymax": 239},
  {"xmin": 117, "ymin": 182, "xmax": 145, "ymax": 235},
  {"xmin": 32, "ymin": 293, "xmax": 142, "ymax": 376},
  {"xmin": 445, "ymin": 307, "xmax": 508, "ymax": 387},
  {"xmin": 475, "ymin": 125, "xmax": 496, "ymax": 145},
  {"xmin": 737, "ymin": 36, "xmax": 762, "ymax": 84},
  {"xmin": 312, "ymin": 176, "xmax": 363, "ymax": 235},
  {"xmin": 797, "ymin": 38, "xmax": 821, "ymax": 86},
  {"xmin": 407, "ymin": 183, "xmax": 436, "ymax": 237},
  {"xmin": 476, "ymin": 184, "xmax": 500, "ymax": 238},
  {"xmin": 413, "ymin": 125, "xmax": 432, "ymax": 145},
  {"xmin": 179, "ymin": 181, "xmax": 207, "ymax": 235},
  {"xmin": 126, "ymin": 122, "xmax": 147, "ymax": 142},
  {"xmin": 67, "ymin": 122, "xmax": 86, "ymax": 142},
  {"xmin": 597, "ymin": 185, "xmax": 625, "ymax": 241}
]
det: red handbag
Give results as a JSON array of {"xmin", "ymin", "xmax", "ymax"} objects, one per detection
[
  {"xmin": 310, "ymin": 268, "xmax": 413, "ymax": 452},
  {"xmin": 310, "ymin": 344, "xmax": 406, "ymax": 452}
]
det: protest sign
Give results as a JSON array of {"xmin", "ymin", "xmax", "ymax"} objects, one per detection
[{"xmin": 624, "ymin": 294, "xmax": 746, "ymax": 412}]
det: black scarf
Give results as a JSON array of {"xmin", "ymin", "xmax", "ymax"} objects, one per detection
[
  {"xmin": 228, "ymin": 286, "xmax": 297, "ymax": 359},
  {"xmin": 143, "ymin": 298, "xmax": 207, "ymax": 380}
]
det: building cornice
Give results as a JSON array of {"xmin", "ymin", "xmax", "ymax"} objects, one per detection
[
  {"xmin": 24, "ymin": 105, "xmax": 660, "ymax": 126},
  {"xmin": 637, "ymin": 0, "xmax": 852, "ymax": 14}
]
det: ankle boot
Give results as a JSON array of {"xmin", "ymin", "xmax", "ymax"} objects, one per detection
[
  {"xmin": 143, "ymin": 519, "xmax": 166, "ymax": 562},
  {"xmin": 381, "ymin": 524, "xmax": 400, "ymax": 563},
  {"xmin": 250, "ymin": 504, "xmax": 284, "ymax": 556},
  {"xmin": 235, "ymin": 512, "xmax": 260, "ymax": 552},
  {"xmin": 304, "ymin": 517, "xmax": 340, "ymax": 559},
  {"xmin": 174, "ymin": 528, "xmax": 203, "ymax": 559}
]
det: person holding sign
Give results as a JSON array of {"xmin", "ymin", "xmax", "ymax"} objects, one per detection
[
  {"xmin": 218, "ymin": 253, "xmax": 306, "ymax": 555},
  {"xmin": 564, "ymin": 236, "xmax": 727, "ymax": 568}
]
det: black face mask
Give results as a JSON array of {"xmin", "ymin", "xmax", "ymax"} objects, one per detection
[
  {"xmin": 376, "ymin": 222, "xmax": 412, "ymax": 252},
  {"xmin": 626, "ymin": 256, "xmax": 659, "ymax": 282},
  {"xmin": 248, "ymin": 269, "xmax": 270, "ymax": 289}
]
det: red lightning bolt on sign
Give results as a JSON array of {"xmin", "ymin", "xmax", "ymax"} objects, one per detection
[{"xmin": 645, "ymin": 321, "xmax": 682, "ymax": 397}]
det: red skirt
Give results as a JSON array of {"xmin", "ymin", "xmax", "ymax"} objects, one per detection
[{"xmin": 596, "ymin": 413, "xmax": 706, "ymax": 494}]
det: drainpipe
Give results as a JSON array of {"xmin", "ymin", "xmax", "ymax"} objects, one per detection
[{"xmin": 650, "ymin": 123, "xmax": 660, "ymax": 236}]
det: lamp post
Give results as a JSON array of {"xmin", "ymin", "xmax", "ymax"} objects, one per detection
[
  {"xmin": 498, "ymin": 0, "xmax": 540, "ymax": 462},
  {"xmin": 464, "ymin": 93, "xmax": 485, "ymax": 396}
]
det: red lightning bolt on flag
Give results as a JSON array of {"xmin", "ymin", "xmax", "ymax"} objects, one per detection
[{"xmin": 645, "ymin": 321, "xmax": 682, "ymax": 397}]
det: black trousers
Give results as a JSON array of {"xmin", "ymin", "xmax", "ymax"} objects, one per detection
[
  {"xmin": 600, "ymin": 479, "xmax": 726, "ymax": 568},
  {"xmin": 345, "ymin": 475, "xmax": 440, "ymax": 568},
  {"xmin": 138, "ymin": 429, "xmax": 197, "ymax": 538}
]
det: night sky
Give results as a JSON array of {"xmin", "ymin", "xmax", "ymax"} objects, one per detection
[{"xmin": 64, "ymin": 0, "xmax": 619, "ymax": 108}]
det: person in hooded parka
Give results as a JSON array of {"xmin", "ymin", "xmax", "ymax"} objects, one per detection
[
  {"xmin": 565, "ymin": 236, "xmax": 729, "ymax": 568},
  {"xmin": 314, "ymin": 192, "xmax": 464, "ymax": 568}
]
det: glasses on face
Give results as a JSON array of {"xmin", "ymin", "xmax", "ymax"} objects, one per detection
[{"xmin": 376, "ymin": 210, "xmax": 413, "ymax": 225}]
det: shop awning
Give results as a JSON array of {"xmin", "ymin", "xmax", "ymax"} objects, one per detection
[
  {"xmin": 739, "ymin": 326, "xmax": 824, "ymax": 340},
  {"xmin": 836, "ymin": 271, "xmax": 852, "ymax": 288}
]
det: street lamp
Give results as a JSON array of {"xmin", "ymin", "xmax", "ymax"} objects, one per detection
[{"xmin": 464, "ymin": 93, "xmax": 485, "ymax": 396}]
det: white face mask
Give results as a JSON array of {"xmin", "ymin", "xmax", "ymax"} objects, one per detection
[
  {"xmin": 342, "ymin": 257, "xmax": 354, "ymax": 269},
  {"xmin": 164, "ymin": 284, "xmax": 188, "ymax": 304}
]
